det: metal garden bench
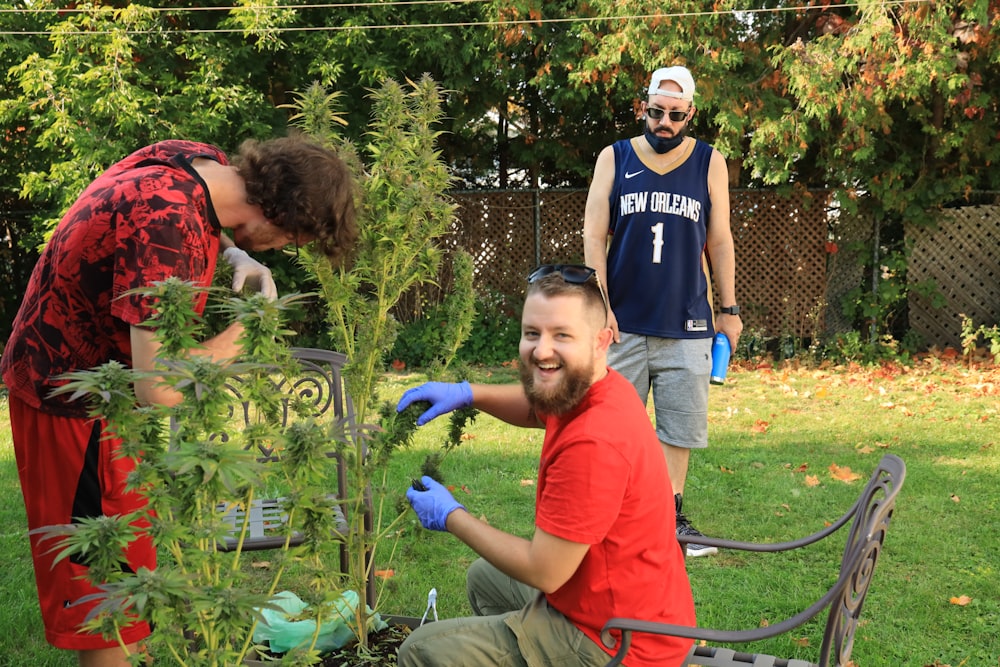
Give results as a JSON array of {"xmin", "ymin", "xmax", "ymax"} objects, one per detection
[{"xmin": 601, "ymin": 453, "xmax": 906, "ymax": 667}]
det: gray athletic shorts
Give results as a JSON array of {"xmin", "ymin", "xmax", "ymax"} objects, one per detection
[{"xmin": 607, "ymin": 332, "xmax": 712, "ymax": 448}]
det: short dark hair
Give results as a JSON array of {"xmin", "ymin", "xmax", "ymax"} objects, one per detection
[
  {"xmin": 525, "ymin": 272, "xmax": 607, "ymax": 325},
  {"xmin": 234, "ymin": 133, "xmax": 358, "ymax": 266}
]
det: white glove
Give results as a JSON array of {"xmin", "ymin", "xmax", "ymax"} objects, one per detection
[{"xmin": 223, "ymin": 247, "xmax": 278, "ymax": 300}]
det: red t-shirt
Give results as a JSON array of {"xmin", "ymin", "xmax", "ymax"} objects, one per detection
[
  {"xmin": 536, "ymin": 369, "xmax": 696, "ymax": 667},
  {"xmin": 1, "ymin": 140, "xmax": 226, "ymax": 417}
]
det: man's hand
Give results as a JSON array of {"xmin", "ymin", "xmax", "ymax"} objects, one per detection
[
  {"xmin": 396, "ymin": 381, "xmax": 473, "ymax": 426},
  {"xmin": 406, "ymin": 476, "xmax": 465, "ymax": 531},
  {"xmin": 223, "ymin": 247, "xmax": 278, "ymax": 300}
]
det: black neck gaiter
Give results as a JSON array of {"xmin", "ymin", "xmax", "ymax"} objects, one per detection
[{"xmin": 644, "ymin": 126, "xmax": 687, "ymax": 154}]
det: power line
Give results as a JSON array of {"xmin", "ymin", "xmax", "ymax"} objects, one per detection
[
  {"xmin": 0, "ymin": 0, "xmax": 491, "ymax": 12},
  {"xmin": 0, "ymin": 0, "xmax": 930, "ymax": 36}
]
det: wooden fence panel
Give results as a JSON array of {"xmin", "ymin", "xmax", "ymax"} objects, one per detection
[{"xmin": 908, "ymin": 205, "xmax": 1000, "ymax": 350}]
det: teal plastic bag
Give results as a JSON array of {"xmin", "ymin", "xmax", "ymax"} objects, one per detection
[{"xmin": 253, "ymin": 590, "xmax": 388, "ymax": 654}]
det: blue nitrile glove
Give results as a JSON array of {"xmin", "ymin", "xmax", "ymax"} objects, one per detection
[
  {"xmin": 397, "ymin": 381, "xmax": 473, "ymax": 426},
  {"xmin": 406, "ymin": 476, "xmax": 466, "ymax": 531}
]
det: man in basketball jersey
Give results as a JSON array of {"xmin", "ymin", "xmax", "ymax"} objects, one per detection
[{"xmin": 583, "ymin": 66, "xmax": 743, "ymax": 556}]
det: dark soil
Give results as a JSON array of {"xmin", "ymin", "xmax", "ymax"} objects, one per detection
[
  {"xmin": 316, "ymin": 623, "xmax": 412, "ymax": 666},
  {"xmin": 252, "ymin": 623, "xmax": 413, "ymax": 666}
]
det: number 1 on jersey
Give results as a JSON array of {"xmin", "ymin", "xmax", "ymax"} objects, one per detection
[{"xmin": 650, "ymin": 222, "xmax": 664, "ymax": 264}]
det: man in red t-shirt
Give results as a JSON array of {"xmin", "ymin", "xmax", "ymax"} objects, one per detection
[
  {"xmin": 395, "ymin": 264, "xmax": 695, "ymax": 667},
  {"xmin": 2, "ymin": 136, "xmax": 357, "ymax": 667}
]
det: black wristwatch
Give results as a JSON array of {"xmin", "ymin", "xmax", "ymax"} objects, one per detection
[{"xmin": 721, "ymin": 305, "xmax": 741, "ymax": 315}]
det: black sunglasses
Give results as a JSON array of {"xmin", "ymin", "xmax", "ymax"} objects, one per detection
[
  {"xmin": 646, "ymin": 106, "xmax": 690, "ymax": 122},
  {"xmin": 527, "ymin": 264, "xmax": 610, "ymax": 317}
]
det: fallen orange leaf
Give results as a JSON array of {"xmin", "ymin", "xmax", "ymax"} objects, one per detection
[
  {"xmin": 828, "ymin": 463, "xmax": 862, "ymax": 483},
  {"xmin": 375, "ymin": 569, "xmax": 395, "ymax": 579},
  {"xmin": 949, "ymin": 595, "xmax": 972, "ymax": 606},
  {"xmin": 751, "ymin": 419, "xmax": 769, "ymax": 433},
  {"xmin": 805, "ymin": 474, "xmax": 821, "ymax": 487}
]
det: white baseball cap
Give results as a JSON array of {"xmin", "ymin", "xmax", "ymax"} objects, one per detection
[{"xmin": 647, "ymin": 66, "xmax": 696, "ymax": 101}]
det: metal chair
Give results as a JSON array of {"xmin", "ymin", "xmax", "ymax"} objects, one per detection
[{"xmin": 600, "ymin": 453, "xmax": 906, "ymax": 667}]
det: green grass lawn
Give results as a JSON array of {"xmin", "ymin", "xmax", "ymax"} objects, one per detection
[{"xmin": 2, "ymin": 359, "xmax": 998, "ymax": 666}]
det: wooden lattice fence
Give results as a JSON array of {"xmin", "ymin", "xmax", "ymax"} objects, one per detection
[
  {"xmin": 907, "ymin": 204, "xmax": 1000, "ymax": 350},
  {"xmin": 407, "ymin": 189, "xmax": 1000, "ymax": 350},
  {"xmin": 729, "ymin": 190, "xmax": 831, "ymax": 339}
]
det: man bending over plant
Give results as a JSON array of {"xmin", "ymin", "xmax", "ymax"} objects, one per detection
[
  {"xmin": 2, "ymin": 135, "xmax": 357, "ymax": 667},
  {"xmin": 395, "ymin": 264, "xmax": 695, "ymax": 667}
]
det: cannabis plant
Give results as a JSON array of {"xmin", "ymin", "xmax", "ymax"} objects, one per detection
[
  {"xmin": 291, "ymin": 75, "xmax": 477, "ymax": 646},
  {"xmin": 35, "ymin": 278, "xmax": 363, "ymax": 666}
]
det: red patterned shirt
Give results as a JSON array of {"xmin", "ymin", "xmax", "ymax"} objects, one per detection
[{"xmin": 1, "ymin": 141, "xmax": 226, "ymax": 417}]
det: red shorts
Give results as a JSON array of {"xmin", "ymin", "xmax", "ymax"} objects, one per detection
[{"xmin": 9, "ymin": 395, "xmax": 155, "ymax": 651}]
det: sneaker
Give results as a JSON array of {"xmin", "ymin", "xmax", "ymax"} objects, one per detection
[{"xmin": 675, "ymin": 493, "xmax": 718, "ymax": 558}]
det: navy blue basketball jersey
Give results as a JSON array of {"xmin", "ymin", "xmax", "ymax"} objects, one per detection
[{"xmin": 606, "ymin": 137, "xmax": 715, "ymax": 339}]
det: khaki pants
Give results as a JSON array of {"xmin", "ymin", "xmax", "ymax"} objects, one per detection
[{"xmin": 397, "ymin": 558, "xmax": 612, "ymax": 666}]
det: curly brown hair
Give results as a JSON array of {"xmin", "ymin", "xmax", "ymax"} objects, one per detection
[{"xmin": 233, "ymin": 134, "xmax": 358, "ymax": 266}]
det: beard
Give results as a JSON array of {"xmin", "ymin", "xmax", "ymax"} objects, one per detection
[{"xmin": 519, "ymin": 356, "xmax": 593, "ymax": 416}]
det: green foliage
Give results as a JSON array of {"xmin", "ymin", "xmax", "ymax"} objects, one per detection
[
  {"xmin": 295, "ymin": 75, "xmax": 462, "ymax": 420},
  {"xmin": 369, "ymin": 400, "xmax": 425, "ymax": 468},
  {"xmin": 9, "ymin": 361, "xmax": 1000, "ymax": 665},
  {"xmin": 425, "ymin": 251, "xmax": 477, "ymax": 379},
  {"xmin": 840, "ymin": 240, "xmax": 944, "ymax": 349},
  {"xmin": 960, "ymin": 313, "xmax": 1000, "ymax": 366},
  {"xmin": 826, "ymin": 330, "xmax": 909, "ymax": 366},
  {"xmin": 36, "ymin": 278, "xmax": 355, "ymax": 666},
  {"xmin": 4, "ymin": 1, "xmax": 1000, "ymax": 388},
  {"xmin": 1, "ymin": 2, "xmax": 286, "ymax": 236},
  {"xmin": 734, "ymin": 326, "xmax": 772, "ymax": 364},
  {"xmin": 455, "ymin": 289, "xmax": 523, "ymax": 367},
  {"xmin": 391, "ymin": 289, "xmax": 522, "ymax": 369},
  {"xmin": 419, "ymin": 407, "xmax": 479, "ymax": 484}
]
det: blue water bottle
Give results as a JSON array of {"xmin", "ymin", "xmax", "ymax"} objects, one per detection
[{"xmin": 710, "ymin": 332, "xmax": 731, "ymax": 385}]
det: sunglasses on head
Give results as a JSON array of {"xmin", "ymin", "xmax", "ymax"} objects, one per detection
[
  {"xmin": 527, "ymin": 264, "xmax": 610, "ymax": 318},
  {"xmin": 646, "ymin": 106, "xmax": 690, "ymax": 122}
]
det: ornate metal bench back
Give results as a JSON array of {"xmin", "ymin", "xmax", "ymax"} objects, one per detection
[
  {"xmin": 220, "ymin": 347, "xmax": 354, "ymax": 462},
  {"xmin": 820, "ymin": 453, "xmax": 906, "ymax": 667}
]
